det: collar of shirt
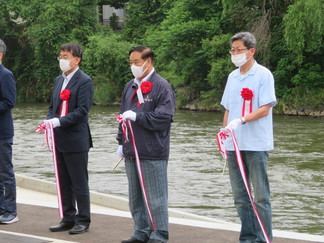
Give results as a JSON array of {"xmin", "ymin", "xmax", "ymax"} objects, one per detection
[
  {"xmin": 233, "ymin": 61, "xmax": 257, "ymax": 80},
  {"xmin": 62, "ymin": 67, "xmax": 79, "ymax": 83},
  {"xmin": 133, "ymin": 67, "xmax": 155, "ymax": 86}
]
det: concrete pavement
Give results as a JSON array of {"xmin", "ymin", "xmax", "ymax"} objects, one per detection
[{"xmin": 0, "ymin": 174, "xmax": 322, "ymax": 243}]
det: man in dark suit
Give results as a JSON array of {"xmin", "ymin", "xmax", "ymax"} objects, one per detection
[
  {"xmin": 0, "ymin": 39, "xmax": 18, "ymax": 224},
  {"xmin": 44, "ymin": 43, "xmax": 93, "ymax": 234}
]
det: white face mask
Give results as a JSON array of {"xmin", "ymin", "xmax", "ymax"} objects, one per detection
[
  {"xmin": 231, "ymin": 52, "xmax": 250, "ymax": 67},
  {"xmin": 59, "ymin": 59, "xmax": 73, "ymax": 73},
  {"xmin": 131, "ymin": 61, "xmax": 147, "ymax": 79}
]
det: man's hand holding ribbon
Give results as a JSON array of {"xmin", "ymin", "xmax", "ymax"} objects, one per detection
[
  {"xmin": 226, "ymin": 118, "xmax": 241, "ymax": 130},
  {"xmin": 45, "ymin": 118, "xmax": 61, "ymax": 128},
  {"xmin": 35, "ymin": 118, "xmax": 61, "ymax": 134},
  {"xmin": 122, "ymin": 110, "xmax": 136, "ymax": 121}
]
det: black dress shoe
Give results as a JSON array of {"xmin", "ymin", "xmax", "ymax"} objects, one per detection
[
  {"xmin": 121, "ymin": 236, "xmax": 146, "ymax": 243},
  {"xmin": 147, "ymin": 240, "xmax": 164, "ymax": 243},
  {"xmin": 69, "ymin": 224, "xmax": 89, "ymax": 234},
  {"xmin": 49, "ymin": 222, "xmax": 74, "ymax": 232}
]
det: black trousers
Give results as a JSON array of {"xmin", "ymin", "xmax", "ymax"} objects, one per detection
[{"xmin": 56, "ymin": 150, "xmax": 90, "ymax": 227}]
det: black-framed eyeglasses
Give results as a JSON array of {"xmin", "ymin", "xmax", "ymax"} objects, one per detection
[{"xmin": 229, "ymin": 48, "xmax": 249, "ymax": 54}]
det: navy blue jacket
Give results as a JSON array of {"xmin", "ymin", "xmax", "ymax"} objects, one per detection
[
  {"xmin": 47, "ymin": 69, "xmax": 94, "ymax": 152},
  {"xmin": 0, "ymin": 64, "xmax": 16, "ymax": 139},
  {"xmin": 117, "ymin": 71, "xmax": 175, "ymax": 160}
]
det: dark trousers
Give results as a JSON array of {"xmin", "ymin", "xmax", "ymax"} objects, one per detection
[
  {"xmin": 0, "ymin": 138, "xmax": 16, "ymax": 215},
  {"xmin": 56, "ymin": 150, "xmax": 91, "ymax": 227}
]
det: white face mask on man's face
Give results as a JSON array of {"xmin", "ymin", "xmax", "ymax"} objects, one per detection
[
  {"xmin": 59, "ymin": 59, "xmax": 73, "ymax": 73},
  {"xmin": 231, "ymin": 51, "xmax": 250, "ymax": 67},
  {"xmin": 131, "ymin": 61, "xmax": 147, "ymax": 79}
]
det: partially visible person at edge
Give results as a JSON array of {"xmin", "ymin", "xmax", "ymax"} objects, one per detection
[
  {"xmin": 116, "ymin": 46, "xmax": 175, "ymax": 243},
  {"xmin": 0, "ymin": 39, "xmax": 18, "ymax": 224},
  {"xmin": 43, "ymin": 43, "xmax": 94, "ymax": 234},
  {"xmin": 221, "ymin": 32, "xmax": 276, "ymax": 243}
]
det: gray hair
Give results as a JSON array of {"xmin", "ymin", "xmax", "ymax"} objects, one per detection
[
  {"xmin": 230, "ymin": 32, "xmax": 256, "ymax": 49},
  {"xmin": 0, "ymin": 39, "xmax": 6, "ymax": 55}
]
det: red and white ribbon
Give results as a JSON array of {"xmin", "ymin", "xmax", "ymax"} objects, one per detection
[
  {"xmin": 35, "ymin": 122, "xmax": 63, "ymax": 218},
  {"xmin": 216, "ymin": 128, "xmax": 271, "ymax": 243},
  {"xmin": 116, "ymin": 115, "xmax": 156, "ymax": 231},
  {"xmin": 241, "ymin": 88, "xmax": 253, "ymax": 117},
  {"xmin": 60, "ymin": 100, "xmax": 68, "ymax": 117},
  {"xmin": 216, "ymin": 131, "xmax": 229, "ymax": 159},
  {"xmin": 59, "ymin": 89, "xmax": 71, "ymax": 117},
  {"xmin": 242, "ymin": 99, "xmax": 252, "ymax": 117}
]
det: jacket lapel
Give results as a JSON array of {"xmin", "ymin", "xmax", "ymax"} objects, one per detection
[
  {"xmin": 65, "ymin": 69, "xmax": 81, "ymax": 91},
  {"xmin": 54, "ymin": 69, "xmax": 81, "ymax": 114},
  {"xmin": 53, "ymin": 76, "xmax": 64, "ymax": 113}
]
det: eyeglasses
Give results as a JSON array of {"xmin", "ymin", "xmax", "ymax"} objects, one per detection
[
  {"xmin": 229, "ymin": 48, "xmax": 249, "ymax": 54},
  {"xmin": 57, "ymin": 56, "xmax": 75, "ymax": 61}
]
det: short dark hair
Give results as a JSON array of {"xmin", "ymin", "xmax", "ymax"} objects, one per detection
[
  {"xmin": 230, "ymin": 32, "xmax": 256, "ymax": 49},
  {"xmin": 129, "ymin": 46, "xmax": 155, "ymax": 63},
  {"xmin": 0, "ymin": 39, "xmax": 6, "ymax": 55},
  {"xmin": 60, "ymin": 43, "xmax": 83, "ymax": 63}
]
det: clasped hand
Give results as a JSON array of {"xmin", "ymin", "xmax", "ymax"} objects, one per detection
[
  {"xmin": 122, "ymin": 110, "xmax": 136, "ymax": 121},
  {"xmin": 226, "ymin": 118, "xmax": 241, "ymax": 130}
]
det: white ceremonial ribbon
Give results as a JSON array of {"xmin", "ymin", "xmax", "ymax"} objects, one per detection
[
  {"xmin": 243, "ymin": 99, "xmax": 251, "ymax": 117},
  {"xmin": 116, "ymin": 115, "xmax": 156, "ymax": 231},
  {"xmin": 137, "ymin": 85, "xmax": 144, "ymax": 104},
  {"xmin": 216, "ymin": 132, "xmax": 228, "ymax": 159},
  {"xmin": 216, "ymin": 128, "xmax": 271, "ymax": 243},
  {"xmin": 41, "ymin": 121, "xmax": 64, "ymax": 218},
  {"xmin": 60, "ymin": 101, "xmax": 68, "ymax": 117}
]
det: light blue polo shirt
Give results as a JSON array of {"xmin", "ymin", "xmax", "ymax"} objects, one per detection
[{"xmin": 221, "ymin": 61, "xmax": 276, "ymax": 151}]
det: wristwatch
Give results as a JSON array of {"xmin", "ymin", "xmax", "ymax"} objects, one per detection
[{"xmin": 240, "ymin": 117, "xmax": 247, "ymax": 124}]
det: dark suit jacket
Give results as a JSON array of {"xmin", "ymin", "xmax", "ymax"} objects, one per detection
[
  {"xmin": 117, "ymin": 71, "xmax": 175, "ymax": 160},
  {"xmin": 0, "ymin": 64, "xmax": 16, "ymax": 139},
  {"xmin": 47, "ymin": 68, "xmax": 94, "ymax": 152}
]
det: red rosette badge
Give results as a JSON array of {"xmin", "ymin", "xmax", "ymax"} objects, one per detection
[
  {"xmin": 59, "ymin": 89, "xmax": 71, "ymax": 117},
  {"xmin": 60, "ymin": 89, "xmax": 71, "ymax": 101},
  {"xmin": 240, "ymin": 88, "xmax": 253, "ymax": 116},
  {"xmin": 140, "ymin": 81, "xmax": 153, "ymax": 94}
]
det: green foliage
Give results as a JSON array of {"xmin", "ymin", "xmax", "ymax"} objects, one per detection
[
  {"xmin": 145, "ymin": 0, "xmax": 222, "ymax": 102},
  {"xmin": 83, "ymin": 33, "xmax": 134, "ymax": 104},
  {"xmin": 124, "ymin": 0, "xmax": 174, "ymax": 41},
  {"xmin": 284, "ymin": 0, "xmax": 324, "ymax": 56},
  {"xmin": 202, "ymin": 34, "xmax": 232, "ymax": 88},
  {"xmin": 1, "ymin": 0, "xmax": 323, "ymax": 112},
  {"xmin": 5, "ymin": 0, "xmax": 100, "ymax": 102}
]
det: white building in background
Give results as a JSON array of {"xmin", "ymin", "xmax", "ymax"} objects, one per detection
[{"xmin": 101, "ymin": 5, "xmax": 126, "ymax": 28}]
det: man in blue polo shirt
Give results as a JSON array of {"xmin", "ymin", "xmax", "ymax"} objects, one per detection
[{"xmin": 221, "ymin": 32, "xmax": 276, "ymax": 243}]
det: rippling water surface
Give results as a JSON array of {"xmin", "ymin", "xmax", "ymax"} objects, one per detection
[{"xmin": 12, "ymin": 103, "xmax": 324, "ymax": 235}]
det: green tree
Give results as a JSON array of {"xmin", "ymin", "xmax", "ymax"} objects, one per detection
[
  {"xmin": 123, "ymin": 0, "xmax": 174, "ymax": 41},
  {"xmin": 145, "ymin": 0, "xmax": 222, "ymax": 108},
  {"xmin": 284, "ymin": 0, "xmax": 324, "ymax": 57},
  {"xmin": 0, "ymin": 1, "xmax": 35, "ymax": 101},
  {"xmin": 83, "ymin": 33, "xmax": 134, "ymax": 104},
  {"xmin": 275, "ymin": 0, "xmax": 324, "ymax": 109},
  {"xmin": 201, "ymin": 34, "xmax": 233, "ymax": 109},
  {"xmin": 6, "ymin": 0, "xmax": 100, "ymax": 101}
]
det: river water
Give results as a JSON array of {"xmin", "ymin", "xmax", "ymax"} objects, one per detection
[{"xmin": 12, "ymin": 103, "xmax": 324, "ymax": 236}]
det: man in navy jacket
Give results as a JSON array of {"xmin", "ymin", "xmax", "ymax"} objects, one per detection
[
  {"xmin": 44, "ymin": 43, "xmax": 93, "ymax": 234},
  {"xmin": 117, "ymin": 46, "xmax": 175, "ymax": 243},
  {"xmin": 0, "ymin": 39, "xmax": 18, "ymax": 224}
]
